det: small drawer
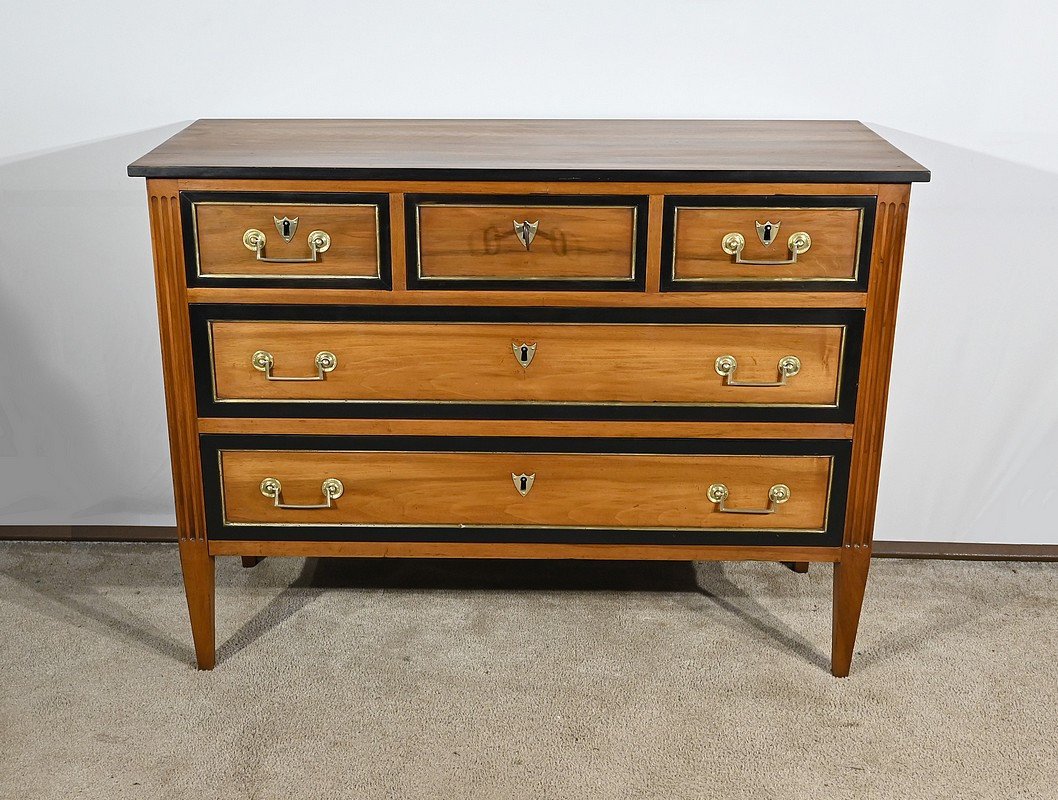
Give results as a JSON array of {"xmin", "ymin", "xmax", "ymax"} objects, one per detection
[
  {"xmin": 202, "ymin": 435, "xmax": 851, "ymax": 547},
  {"xmin": 181, "ymin": 192, "xmax": 390, "ymax": 288},
  {"xmin": 406, "ymin": 194, "xmax": 648, "ymax": 290},
  {"xmin": 661, "ymin": 196, "xmax": 875, "ymax": 291},
  {"xmin": 191, "ymin": 306, "xmax": 862, "ymax": 423}
]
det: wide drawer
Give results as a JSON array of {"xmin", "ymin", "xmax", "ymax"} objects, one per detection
[
  {"xmin": 191, "ymin": 306, "xmax": 863, "ymax": 422},
  {"xmin": 181, "ymin": 192, "xmax": 390, "ymax": 287},
  {"xmin": 662, "ymin": 196, "xmax": 875, "ymax": 291},
  {"xmin": 406, "ymin": 194, "xmax": 648, "ymax": 290},
  {"xmin": 201, "ymin": 435, "xmax": 851, "ymax": 546}
]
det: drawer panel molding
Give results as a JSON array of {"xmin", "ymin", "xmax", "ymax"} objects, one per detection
[
  {"xmin": 201, "ymin": 435, "xmax": 852, "ymax": 547},
  {"xmin": 181, "ymin": 192, "xmax": 392, "ymax": 289},
  {"xmin": 190, "ymin": 305, "xmax": 864, "ymax": 423},
  {"xmin": 405, "ymin": 194, "xmax": 649, "ymax": 291},
  {"xmin": 660, "ymin": 195, "xmax": 876, "ymax": 292}
]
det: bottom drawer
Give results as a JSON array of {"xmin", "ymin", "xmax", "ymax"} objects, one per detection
[{"xmin": 201, "ymin": 435, "xmax": 850, "ymax": 547}]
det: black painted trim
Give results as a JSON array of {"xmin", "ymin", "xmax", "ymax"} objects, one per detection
[
  {"xmin": 130, "ymin": 165, "xmax": 931, "ymax": 183},
  {"xmin": 189, "ymin": 305, "xmax": 863, "ymax": 423},
  {"xmin": 179, "ymin": 191, "xmax": 392, "ymax": 290},
  {"xmin": 200, "ymin": 434, "xmax": 851, "ymax": 547},
  {"xmin": 404, "ymin": 194, "xmax": 649, "ymax": 292},
  {"xmin": 660, "ymin": 195, "xmax": 876, "ymax": 293}
]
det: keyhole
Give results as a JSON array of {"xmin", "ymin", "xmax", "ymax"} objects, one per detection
[
  {"xmin": 283, "ymin": 219, "xmax": 291, "ymax": 237},
  {"xmin": 763, "ymin": 224, "xmax": 772, "ymax": 242},
  {"xmin": 520, "ymin": 476, "xmax": 528, "ymax": 492},
  {"xmin": 520, "ymin": 346, "xmax": 529, "ymax": 364}
]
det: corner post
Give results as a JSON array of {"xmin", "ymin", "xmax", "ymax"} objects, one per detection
[
  {"xmin": 147, "ymin": 180, "xmax": 215, "ymax": 670},
  {"xmin": 833, "ymin": 184, "xmax": 911, "ymax": 676}
]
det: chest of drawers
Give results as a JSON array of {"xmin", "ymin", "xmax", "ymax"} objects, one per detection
[{"xmin": 129, "ymin": 120, "xmax": 928, "ymax": 675}]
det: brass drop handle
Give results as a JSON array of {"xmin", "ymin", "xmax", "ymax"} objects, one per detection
[
  {"xmin": 707, "ymin": 483, "xmax": 790, "ymax": 515},
  {"xmin": 721, "ymin": 231, "xmax": 811, "ymax": 265},
  {"xmin": 252, "ymin": 350, "xmax": 337, "ymax": 381},
  {"xmin": 513, "ymin": 220, "xmax": 540, "ymax": 250},
  {"xmin": 242, "ymin": 228, "xmax": 331, "ymax": 263},
  {"xmin": 260, "ymin": 477, "xmax": 344, "ymax": 509},
  {"xmin": 715, "ymin": 355, "xmax": 801, "ymax": 387}
]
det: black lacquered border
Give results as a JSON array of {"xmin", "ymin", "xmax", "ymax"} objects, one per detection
[
  {"xmin": 131, "ymin": 164, "xmax": 931, "ymax": 183},
  {"xmin": 180, "ymin": 191, "xmax": 392, "ymax": 289},
  {"xmin": 189, "ymin": 305, "xmax": 864, "ymax": 423},
  {"xmin": 201, "ymin": 435, "xmax": 851, "ymax": 547},
  {"xmin": 404, "ymin": 194, "xmax": 649, "ymax": 291},
  {"xmin": 660, "ymin": 195, "xmax": 876, "ymax": 293}
]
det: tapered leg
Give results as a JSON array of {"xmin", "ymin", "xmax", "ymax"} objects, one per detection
[
  {"xmin": 179, "ymin": 539, "xmax": 216, "ymax": 670},
  {"xmin": 782, "ymin": 561, "xmax": 809, "ymax": 574},
  {"xmin": 831, "ymin": 548, "xmax": 871, "ymax": 677},
  {"xmin": 241, "ymin": 556, "xmax": 264, "ymax": 568}
]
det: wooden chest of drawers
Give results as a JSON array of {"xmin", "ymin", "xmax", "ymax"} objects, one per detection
[{"xmin": 129, "ymin": 119, "xmax": 928, "ymax": 675}]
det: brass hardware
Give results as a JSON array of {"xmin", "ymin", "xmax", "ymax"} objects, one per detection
[
  {"xmin": 513, "ymin": 220, "xmax": 540, "ymax": 250},
  {"xmin": 755, "ymin": 220, "xmax": 780, "ymax": 247},
  {"xmin": 707, "ymin": 483, "xmax": 790, "ymax": 515},
  {"xmin": 242, "ymin": 227, "xmax": 331, "ymax": 263},
  {"xmin": 721, "ymin": 231, "xmax": 811, "ymax": 265},
  {"xmin": 714, "ymin": 354, "xmax": 801, "ymax": 387},
  {"xmin": 512, "ymin": 342, "xmax": 537, "ymax": 368},
  {"xmin": 216, "ymin": 448, "xmax": 836, "ymax": 534},
  {"xmin": 274, "ymin": 215, "xmax": 299, "ymax": 243},
  {"xmin": 251, "ymin": 350, "xmax": 337, "ymax": 381},
  {"xmin": 512, "ymin": 472, "xmax": 536, "ymax": 496},
  {"xmin": 260, "ymin": 477, "xmax": 344, "ymax": 509},
  {"xmin": 191, "ymin": 200, "xmax": 383, "ymax": 281}
]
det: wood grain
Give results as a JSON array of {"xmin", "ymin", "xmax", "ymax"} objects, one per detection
[
  {"xmin": 845, "ymin": 186, "xmax": 911, "ymax": 551},
  {"xmin": 209, "ymin": 321, "xmax": 846, "ymax": 407},
  {"xmin": 194, "ymin": 201, "xmax": 380, "ymax": 278},
  {"xmin": 672, "ymin": 206, "xmax": 862, "ymax": 282},
  {"xmin": 186, "ymin": 287, "xmax": 868, "ymax": 308},
  {"xmin": 196, "ymin": 418, "xmax": 855, "ymax": 439},
  {"xmin": 220, "ymin": 449, "xmax": 833, "ymax": 531},
  {"xmin": 179, "ymin": 538, "xmax": 215, "ymax": 670},
  {"xmin": 148, "ymin": 179, "xmax": 215, "ymax": 670},
  {"xmin": 646, "ymin": 196, "xmax": 664, "ymax": 293},
  {"xmin": 134, "ymin": 127, "xmax": 922, "ymax": 678},
  {"xmin": 147, "ymin": 181, "xmax": 206, "ymax": 543},
  {"xmin": 388, "ymin": 193, "xmax": 407, "ymax": 291},
  {"xmin": 179, "ymin": 178, "xmax": 888, "ymax": 197},
  {"xmin": 415, "ymin": 203, "xmax": 636, "ymax": 280},
  {"xmin": 830, "ymin": 183, "xmax": 911, "ymax": 676},
  {"xmin": 832, "ymin": 548, "xmax": 870, "ymax": 677},
  {"xmin": 209, "ymin": 539, "xmax": 843, "ymax": 562},
  {"xmin": 127, "ymin": 120, "xmax": 930, "ymax": 183}
]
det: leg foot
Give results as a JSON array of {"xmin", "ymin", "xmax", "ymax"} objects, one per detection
[
  {"xmin": 782, "ymin": 561, "xmax": 809, "ymax": 574},
  {"xmin": 831, "ymin": 548, "xmax": 871, "ymax": 677},
  {"xmin": 179, "ymin": 538, "xmax": 216, "ymax": 670},
  {"xmin": 241, "ymin": 555, "xmax": 264, "ymax": 568}
]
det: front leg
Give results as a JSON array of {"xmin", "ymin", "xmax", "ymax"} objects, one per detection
[
  {"xmin": 831, "ymin": 547, "xmax": 871, "ymax": 677},
  {"xmin": 179, "ymin": 538, "xmax": 216, "ymax": 670}
]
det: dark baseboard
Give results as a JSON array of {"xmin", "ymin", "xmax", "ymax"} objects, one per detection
[
  {"xmin": 0, "ymin": 525, "xmax": 177, "ymax": 542},
  {"xmin": 1, "ymin": 526, "xmax": 1056, "ymax": 561},
  {"xmin": 872, "ymin": 540, "xmax": 1058, "ymax": 562}
]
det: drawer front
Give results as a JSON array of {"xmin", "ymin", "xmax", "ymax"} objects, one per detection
[
  {"xmin": 202, "ymin": 435, "xmax": 851, "ymax": 546},
  {"xmin": 406, "ymin": 195, "xmax": 648, "ymax": 290},
  {"xmin": 661, "ymin": 196, "xmax": 875, "ymax": 292},
  {"xmin": 181, "ymin": 192, "xmax": 391, "ymax": 288},
  {"xmin": 192, "ymin": 306, "xmax": 863, "ymax": 422}
]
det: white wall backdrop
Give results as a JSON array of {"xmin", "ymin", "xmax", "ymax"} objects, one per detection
[{"xmin": 1, "ymin": 1, "xmax": 1056, "ymax": 542}]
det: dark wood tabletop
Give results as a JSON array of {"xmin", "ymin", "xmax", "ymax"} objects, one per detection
[{"xmin": 128, "ymin": 119, "xmax": 929, "ymax": 183}]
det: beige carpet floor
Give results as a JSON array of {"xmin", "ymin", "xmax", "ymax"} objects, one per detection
[{"xmin": 0, "ymin": 542, "xmax": 1055, "ymax": 799}]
